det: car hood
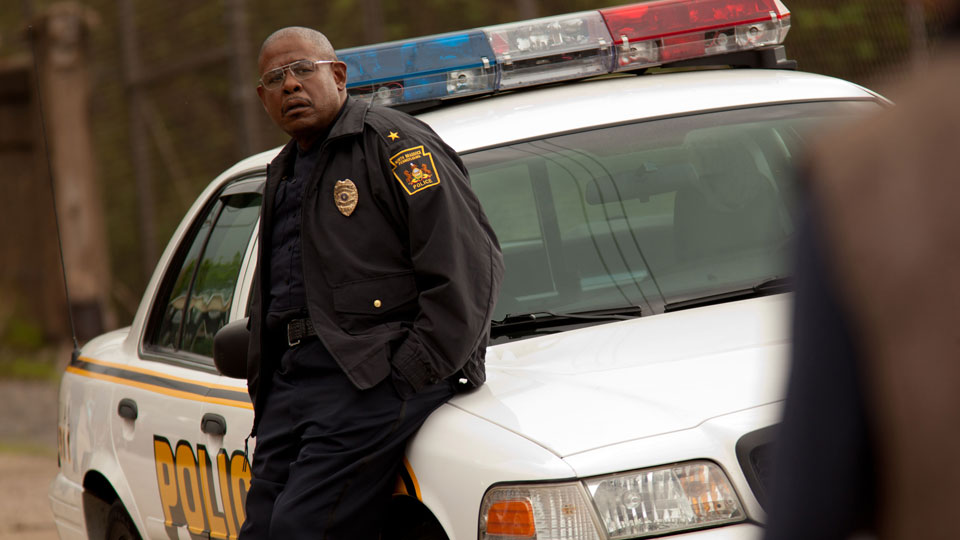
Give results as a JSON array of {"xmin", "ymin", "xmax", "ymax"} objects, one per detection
[{"xmin": 449, "ymin": 295, "xmax": 791, "ymax": 458}]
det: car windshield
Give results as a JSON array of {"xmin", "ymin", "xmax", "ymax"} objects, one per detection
[{"xmin": 464, "ymin": 100, "xmax": 878, "ymax": 321}]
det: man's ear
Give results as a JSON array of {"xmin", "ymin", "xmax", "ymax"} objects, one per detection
[
  {"xmin": 332, "ymin": 61, "xmax": 348, "ymax": 91},
  {"xmin": 256, "ymin": 84, "xmax": 268, "ymax": 110}
]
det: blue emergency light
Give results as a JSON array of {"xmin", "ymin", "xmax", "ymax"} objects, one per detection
[
  {"xmin": 335, "ymin": 0, "xmax": 792, "ymax": 108},
  {"xmin": 338, "ymin": 30, "xmax": 496, "ymax": 106}
]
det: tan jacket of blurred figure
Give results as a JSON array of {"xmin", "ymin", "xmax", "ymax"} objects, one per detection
[{"xmin": 808, "ymin": 40, "xmax": 960, "ymax": 539}]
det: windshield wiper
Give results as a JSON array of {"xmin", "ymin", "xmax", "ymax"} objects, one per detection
[
  {"xmin": 662, "ymin": 276, "xmax": 794, "ymax": 313},
  {"xmin": 491, "ymin": 306, "xmax": 643, "ymax": 339}
]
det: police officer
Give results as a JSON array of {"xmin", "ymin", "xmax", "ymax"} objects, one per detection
[{"xmin": 239, "ymin": 27, "xmax": 503, "ymax": 540}]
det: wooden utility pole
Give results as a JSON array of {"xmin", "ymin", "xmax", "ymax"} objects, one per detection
[
  {"xmin": 118, "ymin": 0, "xmax": 158, "ymax": 284},
  {"xmin": 516, "ymin": 0, "xmax": 538, "ymax": 20},
  {"xmin": 32, "ymin": 2, "xmax": 115, "ymax": 339},
  {"xmin": 906, "ymin": 0, "xmax": 929, "ymax": 72},
  {"xmin": 361, "ymin": 0, "xmax": 386, "ymax": 45},
  {"xmin": 226, "ymin": 0, "xmax": 262, "ymax": 157},
  {"xmin": 0, "ymin": 58, "xmax": 69, "ymax": 340}
]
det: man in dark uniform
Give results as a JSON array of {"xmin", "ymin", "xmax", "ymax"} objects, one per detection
[{"xmin": 239, "ymin": 27, "xmax": 503, "ymax": 540}]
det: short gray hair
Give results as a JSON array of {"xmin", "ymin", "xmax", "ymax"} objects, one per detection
[{"xmin": 258, "ymin": 27, "xmax": 338, "ymax": 63}]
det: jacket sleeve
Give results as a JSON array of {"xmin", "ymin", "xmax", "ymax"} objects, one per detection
[{"xmin": 370, "ymin": 115, "xmax": 504, "ymax": 393}]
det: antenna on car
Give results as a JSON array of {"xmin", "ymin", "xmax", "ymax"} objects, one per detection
[{"xmin": 24, "ymin": 17, "xmax": 82, "ymax": 362}]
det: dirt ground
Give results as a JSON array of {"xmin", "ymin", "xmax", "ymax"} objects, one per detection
[{"xmin": 0, "ymin": 379, "xmax": 61, "ymax": 540}]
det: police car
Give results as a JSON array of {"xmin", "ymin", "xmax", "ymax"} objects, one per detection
[{"xmin": 49, "ymin": 1, "xmax": 887, "ymax": 539}]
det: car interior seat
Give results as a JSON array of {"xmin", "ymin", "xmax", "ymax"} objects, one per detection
[{"xmin": 674, "ymin": 134, "xmax": 787, "ymax": 262}]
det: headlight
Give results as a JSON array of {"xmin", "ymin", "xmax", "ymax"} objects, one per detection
[
  {"xmin": 585, "ymin": 461, "xmax": 744, "ymax": 538},
  {"xmin": 480, "ymin": 483, "xmax": 602, "ymax": 540},
  {"xmin": 479, "ymin": 461, "xmax": 744, "ymax": 539}
]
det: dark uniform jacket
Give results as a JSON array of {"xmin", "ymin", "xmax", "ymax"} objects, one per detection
[{"xmin": 246, "ymin": 97, "xmax": 504, "ymax": 431}]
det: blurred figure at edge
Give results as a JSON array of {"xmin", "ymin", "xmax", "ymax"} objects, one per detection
[{"xmin": 764, "ymin": 2, "xmax": 960, "ymax": 539}]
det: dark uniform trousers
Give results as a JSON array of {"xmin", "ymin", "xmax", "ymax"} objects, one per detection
[{"xmin": 239, "ymin": 337, "xmax": 455, "ymax": 540}]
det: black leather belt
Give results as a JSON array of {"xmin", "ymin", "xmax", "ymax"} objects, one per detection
[{"xmin": 286, "ymin": 318, "xmax": 316, "ymax": 347}]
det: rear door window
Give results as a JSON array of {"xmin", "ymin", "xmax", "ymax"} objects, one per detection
[{"xmin": 147, "ymin": 180, "xmax": 262, "ymax": 363}]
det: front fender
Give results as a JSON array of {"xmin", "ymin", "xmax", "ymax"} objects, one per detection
[{"xmin": 406, "ymin": 404, "xmax": 574, "ymax": 540}]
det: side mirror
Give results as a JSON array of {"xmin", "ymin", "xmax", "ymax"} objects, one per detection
[{"xmin": 213, "ymin": 318, "xmax": 249, "ymax": 379}]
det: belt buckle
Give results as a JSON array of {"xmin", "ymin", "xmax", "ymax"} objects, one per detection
[{"xmin": 287, "ymin": 320, "xmax": 302, "ymax": 347}]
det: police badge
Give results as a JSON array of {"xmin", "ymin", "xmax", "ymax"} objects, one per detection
[{"xmin": 334, "ymin": 179, "xmax": 358, "ymax": 216}]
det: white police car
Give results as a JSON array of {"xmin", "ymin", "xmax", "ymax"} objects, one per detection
[{"xmin": 49, "ymin": 1, "xmax": 887, "ymax": 539}]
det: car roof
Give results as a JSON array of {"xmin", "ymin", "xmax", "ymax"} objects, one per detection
[
  {"xmin": 416, "ymin": 69, "xmax": 881, "ymax": 153},
  {"xmin": 214, "ymin": 68, "xmax": 880, "ymax": 182}
]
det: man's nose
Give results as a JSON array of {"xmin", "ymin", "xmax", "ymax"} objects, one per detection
[{"xmin": 282, "ymin": 71, "xmax": 302, "ymax": 93}]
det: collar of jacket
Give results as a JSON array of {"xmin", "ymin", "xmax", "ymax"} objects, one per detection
[
  {"xmin": 272, "ymin": 96, "xmax": 371, "ymax": 176},
  {"xmin": 328, "ymin": 96, "xmax": 370, "ymax": 141}
]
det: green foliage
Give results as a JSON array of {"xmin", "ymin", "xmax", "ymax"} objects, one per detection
[
  {"xmin": 0, "ymin": 342, "xmax": 63, "ymax": 381},
  {"xmin": 0, "ymin": 356, "xmax": 61, "ymax": 381},
  {"xmin": 2, "ymin": 316, "xmax": 44, "ymax": 350},
  {"xmin": 0, "ymin": 311, "xmax": 61, "ymax": 381},
  {"xmin": 0, "ymin": 442, "xmax": 58, "ymax": 457},
  {"xmin": 787, "ymin": 0, "xmax": 915, "ymax": 84}
]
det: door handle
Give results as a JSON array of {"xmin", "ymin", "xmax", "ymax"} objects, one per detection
[
  {"xmin": 117, "ymin": 398, "xmax": 138, "ymax": 421},
  {"xmin": 201, "ymin": 413, "xmax": 227, "ymax": 436}
]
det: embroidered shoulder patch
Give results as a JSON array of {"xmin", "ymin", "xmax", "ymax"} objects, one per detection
[{"xmin": 389, "ymin": 145, "xmax": 441, "ymax": 195}]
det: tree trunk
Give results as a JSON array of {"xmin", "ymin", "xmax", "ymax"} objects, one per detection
[{"xmin": 32, "ymin": 3, "xmax": 115, "ymax": 340}]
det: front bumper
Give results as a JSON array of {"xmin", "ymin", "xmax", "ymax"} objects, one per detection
[{"xmin": 49, "ymin": 472, "xmax": 86, "ymax": 540}]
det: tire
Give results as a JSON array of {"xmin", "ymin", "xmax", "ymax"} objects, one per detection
[
  {"xmin": 106, "ymin": 500, "xmax": 142, "ymax": 540},
  {"xmin": 386, "ymin": 519, "xmax": 448, "ymax": 540},
  {"xmin": 382, "ymin": 496, "xmax": 449, "ymax": 540}
]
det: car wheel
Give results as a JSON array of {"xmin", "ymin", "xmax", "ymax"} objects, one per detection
[
  {"xmin": 386, "ymin": 520, "xmax": 448, "ymax": 540},
  {"xmin": 382, "ymin": 496, "xmax": 449, "ymax": 540},
  {"xmin": 106, "ymin": 500, "xmax": 141, "ymax": 540}
]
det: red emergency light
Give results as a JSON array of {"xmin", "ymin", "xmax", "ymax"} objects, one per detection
[{"xmin": 600, "ymin": 0, "xmax": 791, "ymax": 70}]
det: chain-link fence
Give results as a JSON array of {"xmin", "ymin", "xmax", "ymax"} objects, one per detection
[
  {"xmin": 789, "ymin": 0, "xmax": 952, "ymax": 89},
  {"xmin": 0, "ymin": 0, "xmax": 955, "ymax": 331}
]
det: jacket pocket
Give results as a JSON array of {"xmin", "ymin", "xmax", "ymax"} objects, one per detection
[{"xmin": 332, "ymin": 272, "xmax": 419, "ymax": 333}]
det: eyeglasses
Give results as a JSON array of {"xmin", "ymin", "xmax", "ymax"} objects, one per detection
[{"xmin": 258, "ymin": 59, "xmax": 335, "ymax": 90}]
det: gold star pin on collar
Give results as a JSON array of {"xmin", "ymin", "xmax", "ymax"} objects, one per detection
[{"xmin": 387, "ymin": 131, "xmax": 400, "ymax": 141}]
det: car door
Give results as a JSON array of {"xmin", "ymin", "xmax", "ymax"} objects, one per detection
[
  {"xmin": 114, "ymin": 175, "xmax": 263, "ymax": 539},
  {"xmin": 193, "ymin": 181, "xmax": 263, "ymax": 539}
]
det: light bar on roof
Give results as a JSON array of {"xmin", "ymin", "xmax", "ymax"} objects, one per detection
[
  {"xmin": 481, "ymin": 11, "xmax": 613, "ymax": 90},
  {"xmin": 600, "ymin": 0, "xmax": 791, "ymax": 71},
  {"xmin": 336, "ymin": 0, "xmax": 792, "ymax": 108},
  {"xmin": 339, "ymin": 30, "xmax": 496, "ymax": 106}
]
